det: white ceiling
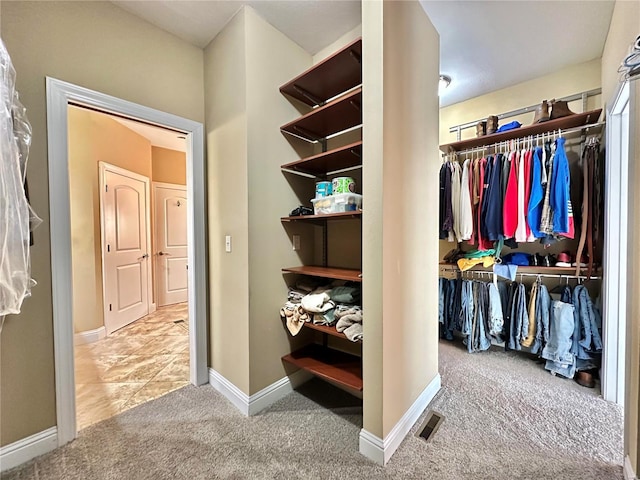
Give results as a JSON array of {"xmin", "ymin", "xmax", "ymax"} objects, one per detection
[
  {"xmin": 420, "ymin": 0, "xmax": 615, "ymax": 107},
  {"xmin": 112, "ymin": 0, "xmax": 361, "ymax": 54},
  {"xmin": 111, "ymin": 1, "xmax": 615, "ymax": 108},
  {"xmin": 113, "ymin": 117, "xmax": 187, "ymax": 152}
]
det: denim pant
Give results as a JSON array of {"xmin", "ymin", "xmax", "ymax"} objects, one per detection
[
  {"xmin": 487, "ymin": 282, "xmax": 504, "ymax": 336},
  {"xmin": 531, "ymin": 284, "xmax": 551, "ymax": 355},
  {"xmin": 508, "ymin": 283, "xmax": 529, "ymax": 351},
  {"xmin": 472, "ymin": 282, "xmax": 491, "ymax": 352},
  {"xmin": 571, "ymin": 285, "xmax": 603, "ymax": 370},
  {"xmin": 542, "ymin": 300, "xmax": 576, "ymax": 378}
]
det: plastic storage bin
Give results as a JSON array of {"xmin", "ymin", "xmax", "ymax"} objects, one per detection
[{"xmin": 311, "ymin": 193, "xmax": 362, "ymax": 215}]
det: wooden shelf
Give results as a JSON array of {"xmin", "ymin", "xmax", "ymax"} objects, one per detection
[
  {"xmin": 282, "ymin": 266, "xmax": 362, "ymax": 282},
  {"xmin": 281, "ymin": 141, "xmax": 362, "ymax": 176},
  {"xmin": 287, "ymin": 319, "xmax": 361, "ymax": 342},
  {"xmin": 279, "ymin": 38, "xmax": 362, "ymax": 107},
  {"xmin": 281, "ymin": 211, "xmax": 362, "ymax": 224},
  {"xmin": 440, "ymin": 109, "xmax": 603, "ymax": 152},
  {"xmin": 280, "ymin": 87, "xmax": 362, "ymax": 141},
  {"xmin": 282, "ymin": 344, "xmax": 363, "ymax": 391}
]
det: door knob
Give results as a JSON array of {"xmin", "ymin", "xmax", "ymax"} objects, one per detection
[
  {"xmin": 139, "ymin": 253, "xmax": 149, "ymax": 260},
  {"xmin": 158, "ymin": 251, "xmax": 172, "ymax": 256}
]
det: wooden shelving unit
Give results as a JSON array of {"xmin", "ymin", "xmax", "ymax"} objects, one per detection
[
  {"xmin": 440, "ymin": 109, "xmax": 602, "ymax": 153},
  {"xmin": 282, "ymin": 266, "xmax": 362, "ymax": 282},
  {"xmin": 281, "ymin": 141, "xmax": 362, "ymax": 176},
  {"xmin": 281, "ymin": 211, "xmax": 362, "ymax": 224},
  {"xmin": 279, "ymin": 38, "xmax": 362, "ymax": 107},
  {"xmin": 279, "ymin": 38, "xmax": 363, "ymax": 395},
  {"xmin": 280, "ymin": 87, "xmax": 362, "ymax": 141},
  {"xmin": 282, "ymin": 344, "xmax": 363, "ymax": 392}
]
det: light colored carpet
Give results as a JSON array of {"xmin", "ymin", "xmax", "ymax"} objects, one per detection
[{"xmin": 2, "ymin": 341, "xmax": 623, "ymax": 479}]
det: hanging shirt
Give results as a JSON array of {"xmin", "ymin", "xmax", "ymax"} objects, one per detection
[
  {"xmin": 451, "ymin": 161, "xmax": 463, "ymax": 242},
  {"xmin": 515, "ymin": 150, "xmax": 528, "ymax": 242},
  {"xmin": 527, "ymin": 147, "xmax": 544, "ymax": 238},
  {"xmin": 550, "ymin": 137, "xmax": 573, "ymax": 237},
  {"xmin": 539, "ymin": 146, "xmax": 555, "ymax": 235},
  {"xmin": 484, "ymin": 155, "xmax": 503, "ymax": 241},
  {"xmin": 477, "ymin": 157, "xmax": 492, "ymax": 251},
  {"xmin": 439, "ymin": 162, "xmax": 453, "ymax": 239},
  {"xmin": 523, "ymin": 149, "xmax": 535, "ymax": 241},
  {"xmin": 460, "ymin": 159, "xmax": 474, "ymax": 241}
]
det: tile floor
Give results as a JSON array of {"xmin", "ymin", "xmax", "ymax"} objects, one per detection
[{"xmin": 74, "ymin": 303, "xmax": 190, "ymax": 430}]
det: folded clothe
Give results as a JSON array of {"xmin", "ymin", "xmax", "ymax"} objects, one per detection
[
  {"xmin": 313, "ymin": 309, "xmax": 336, "ymax": 325},
  {"xmin": 301, "ymin": 292, "xmax": 335, "ymax": 313},
  {"xmin": 493, "ymin": 263, "xmax": 518, "ymax": 281},
  {"xmin": 329, "ymin": 285, "xmax": 360, "ymax": 304},
  {"xmin": 280, "ymin": 302, "xmax": 310, "ymax": 336},
  {"xmin": 457, "ymin": 256, "xmax": 495, "ymax": 272},
  {"xmin": 501, "ymin": 252, "xmax": 530, "ymax": 266},
  {"xmin": 463, "ymin": 249, "xmax": 496, "ymax": 259},
  {"xmin": 336, "ymin": 310, "xmax": 363, "ymax": 332},
  {"xmin": 287, "ymin": 288, "xmax": 306, "ymax": 303},
  {"xmin": 343, "ymin": 323, "xmax": 363, "ymax": 342},
  {"xmin": 335, "ymin": 306, "xmax": 362, "ymax": 319},
  {"xmin": 496, "ymin": 121, "xmax": 522, "ymax": 133}
]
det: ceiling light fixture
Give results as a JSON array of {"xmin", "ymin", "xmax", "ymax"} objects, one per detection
[{"xmin": 438, "ymin": 74, "xmax": 451, "ymax": 95}]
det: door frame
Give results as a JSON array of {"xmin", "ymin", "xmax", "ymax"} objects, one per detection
[
  {"xmin": 152, "ymin": 181, "xmax": 188, "ymax": 308},
  {"xmin": 99, "ymin": 162, "xmax": 153, "ymax": 334},
  {"xmin": 46, "ymin": 77, "xmax": 208, "ymax": 447},
  {"xmin": 603, "ymin": 80, "xmax": 631, "ymax": 405}
]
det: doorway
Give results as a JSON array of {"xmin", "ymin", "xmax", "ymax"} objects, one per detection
[
  {"xmin": 46, "ymin": 78, "xmax": 207, "ymax": 447},
  {"xmin": 603, "ymin": 81, "xmax": 630, "ymax": 406}
]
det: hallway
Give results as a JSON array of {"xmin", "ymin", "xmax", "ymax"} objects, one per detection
[{"xmin": 74, "ymin": 303, "xmax": 189, "ymax": 429}]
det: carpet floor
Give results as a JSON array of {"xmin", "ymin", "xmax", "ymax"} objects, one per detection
[{"xmin": 2, "ymin": 341, "xmax": 623, "ymax": 479}]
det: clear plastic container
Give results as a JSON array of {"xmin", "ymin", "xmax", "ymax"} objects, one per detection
[{"xmin": 311, "ymin": 193, "xmax": 362, "ymax": 215}]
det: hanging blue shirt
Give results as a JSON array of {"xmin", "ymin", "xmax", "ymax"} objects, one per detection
[
  {"xmin": 550, "ymin": 137, "xmax": 570, "ymax": 234},
  {"xmin": 527, "ymin": 147, "xmax": 544, "ymax": 237}
]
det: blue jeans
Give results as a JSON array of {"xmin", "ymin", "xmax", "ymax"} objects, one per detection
[
  {"xmin": 531, "ymin": 284, "xmax": 551, "ymax": 355},
  {"xmin": 488, "ymin": 282, "xmax": 504, "ymax": 336},
  {"xmin": 508, "ymin": 283, "xmax": 528, "ymax": 351},
  {"xmin": 542, "ymin": 300, "xmax": 576, "ymax": 378}
]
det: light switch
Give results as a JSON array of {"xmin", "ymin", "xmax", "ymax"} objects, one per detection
[
  {"xmin": 225, "ymin": 235, "xmax": 232, "ymax": 253},
  {"xmin": 293, "ymin": 234, "xmax": 301, "ymax": 251}
]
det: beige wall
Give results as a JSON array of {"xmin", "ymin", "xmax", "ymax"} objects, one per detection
[
  {"xmin": 602, "ymin": 0, "xmax": 640, "ymax": 471},
  {"xmin": 152, "ymin": 147, "xmax": 186, "ymax": 185},
  {"xmin": 68, "ymin": 106, "xmax": 152, "ymax": 333},
  {"xmin": 601, "ymin": 0, "xmax": 640, "ymax": 109},
  {"xmin": 204, "ymin": 9, "xmax": 251, "ymax": 394},
  {"xmin": 440, "ymin": 58, "xmax": 602, "ymax": 146},
  {"xmin": 244, "ymin": 7, "xmax": 317, "ymax": 393},
  {"xmin": 362, "ymin": 0, "xmax": 440, "ymax": 440},
  {"xmin": 0, "ymin": 0, "xmax": 204, "ymax": 447}
]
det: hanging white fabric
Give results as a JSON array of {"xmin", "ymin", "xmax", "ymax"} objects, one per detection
[{"xmin": 0, "ymin": 38, "xmax": 41, "ymax": 321}]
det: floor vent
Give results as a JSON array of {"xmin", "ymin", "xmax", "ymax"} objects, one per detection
[
  {"xmin": 173, "ymin": 319, "xmax": 185, "ymax": 324},
  {"xmin": 416, "ymin": 411, "xmax": 444, "ymax": 443}
]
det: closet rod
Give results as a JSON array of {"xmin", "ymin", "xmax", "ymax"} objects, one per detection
[
  {"xmin": 439, "ymin": 267, "xmax": 601, "ymax": 281},
  {"xmin": 442, "ymin": 121, "xmax": 604, "ymax": 158}
]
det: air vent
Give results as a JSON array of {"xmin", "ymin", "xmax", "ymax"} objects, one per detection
[
  {"xmin": 416, "ymin": 410, "xmax": 444, "ymax": 443},
  {"xmin": 173, "ymin": 319, "xmax": 185, "ymax": 324}
]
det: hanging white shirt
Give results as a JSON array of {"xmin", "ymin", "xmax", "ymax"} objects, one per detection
[{"xmin": 459, "ymin": 159, "xmax": 473, "ymax": 241}]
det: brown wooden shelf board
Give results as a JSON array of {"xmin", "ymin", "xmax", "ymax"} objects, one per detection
[
  {"xmin": 282, "ymin": 266, "xmax": 362, "ymax": 282},
  {"xmin": 301, "ymin": 320, "xmax": 362, "ymax": 342},
  {"xmin": 281, "ymin": 211, "xmax": 362, "ymax": 224},
  {"xmin": 280, "ymin": 38, "xmax": 362, "ymax": 107},
  {"xmin": 440, "ymin": 109, "xmax": 603, "ymax": 153},
  {"xmin": 281, "ymin": 141, "xmax": 362, "ymax": 175},
  {"xmin": 282, "ymin": 344, "xmax": 363, "ymax": 391},
  {"xmin": 280, "ymin": 88, "xmax": 362, "ymax": 141}
]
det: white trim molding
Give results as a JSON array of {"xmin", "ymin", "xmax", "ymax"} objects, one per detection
[
  {"xmin": 359, "ymin": 373, "xmax": 442, "ymax": 465},
  {"xmin": 625, "ymin": 455, "xmax": 638, "ymax": 480},
  {"xmin": 209, "ymin": 368, "xmax": 311, "ymax": 416},
  {"xmin": 46, "ymin": 77, "xmax": 208, "ymax": 447},
  {"xmin": 0, "ymin": 427, "xmax": 58, "ymax": 472},
  {"xmin": 73, "ymin": 326, "xmax": 106, "ymax": 346}
]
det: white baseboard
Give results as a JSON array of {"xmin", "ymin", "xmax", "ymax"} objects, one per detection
[
  {"xmin": 208, "ymin": 368, "xmax": 311, "ymax": 416},
  {"xmin": 73, "ymin": 326, "xmax": 106, "ymax": 346},
  {"xmin": 625, "ymin": 455, "xmax": 637, "ymax": 480},
  {"xmin": 359, "ymin": 373, "xmax": 442, "ymax": 466},
  {"xmin": 0, "ymin": 427, "xmax": 58, "ymax": 472}
]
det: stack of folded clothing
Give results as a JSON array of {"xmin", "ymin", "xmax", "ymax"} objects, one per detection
[
  {"xmin": 335, "ymin": 305, "xmax": 363, "ymax": 342},
  {"xmin": 279, "ymin": 281, "xmax": 363, "ymax": 340}
]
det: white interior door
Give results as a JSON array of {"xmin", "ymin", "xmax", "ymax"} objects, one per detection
[
  {"xmin": 154, "ymin": 183, "xmax": 188, "ymax": 306},
  {"xmin": 100, "ymin": 163, "xmax": 151, "ymax": 334}
]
